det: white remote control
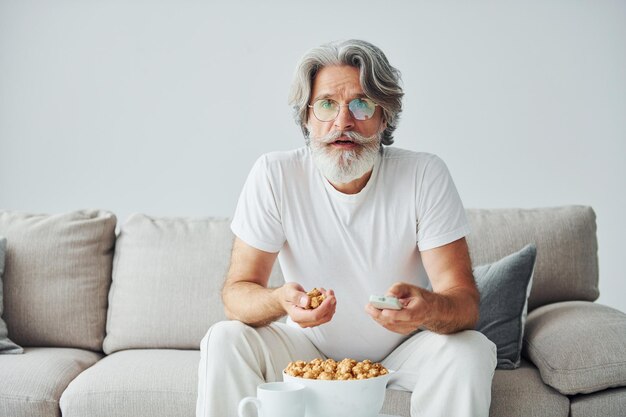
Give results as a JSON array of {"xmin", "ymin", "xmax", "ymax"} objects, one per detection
[{"xmin": 369, "ymin": 295, "xmax": 403, "ymax": 310}]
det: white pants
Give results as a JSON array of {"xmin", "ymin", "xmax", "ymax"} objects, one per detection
[{"xmin": 196, "ymin": 321, "xmax": 497, "ymax": 417}]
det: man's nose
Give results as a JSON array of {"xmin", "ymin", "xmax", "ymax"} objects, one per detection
[{"xmin": 334, "ymin": 105, "xmax": 355, "ymax": 131}]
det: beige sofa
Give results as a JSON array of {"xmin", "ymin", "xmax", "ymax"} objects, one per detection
[{"xmin": 0, "ymin": 206, "xmax": 625, "ymax": 417}]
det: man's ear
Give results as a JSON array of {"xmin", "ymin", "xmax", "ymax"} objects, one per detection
[{"xmin": 380, "ymin": 119, "xmax": 387, "ymax": 132}]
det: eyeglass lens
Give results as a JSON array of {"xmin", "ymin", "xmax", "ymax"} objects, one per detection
[{"xmin": 312, "ymin": 98, "xmax": 376, "ymax": 122}]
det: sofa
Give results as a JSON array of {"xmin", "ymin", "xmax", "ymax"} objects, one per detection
[{"xmin": 0, "ymin": 206, "xmax": 625, "ymax": 417}]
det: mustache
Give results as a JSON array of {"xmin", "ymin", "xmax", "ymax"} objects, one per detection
[{"xmin": 317, "ymin": 130, "xmax": 379, "ymax": 145}]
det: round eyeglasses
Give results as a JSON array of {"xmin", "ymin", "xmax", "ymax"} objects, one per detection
[{"xmin": 308, "ymin": 98, "xmax": 379, "ymax": 122}]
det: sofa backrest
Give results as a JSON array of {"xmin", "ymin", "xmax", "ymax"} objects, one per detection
[
  {"xmin": 1, "ymin": 206, "xmax": 597, "ymax": 352},
  {"xmin": 0, "ymin": 210, "xmax": 116, "ymax": 351},
  {"xmin": 465, "ymin": 206, "xmax": 599, "ymax": 311}
]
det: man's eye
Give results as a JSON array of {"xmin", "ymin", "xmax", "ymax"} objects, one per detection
[
  {"xmin": 320, "ymin": 100, "xmax": 334, "ymax": 109},
  {"xmin": 352, "ymin": 99, "xmax": 368, "ymax": 109}
]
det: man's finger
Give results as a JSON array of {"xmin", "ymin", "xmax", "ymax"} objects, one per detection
[
  {"xmin": 298, "ymin": 295, "xmax": 309, "ymax": 308},
  {"xmin": 288, "ymin": 288, "xmax": 309, "ymax": 308},
  {"xmin": 320, "ymin": 293, "xmax": 336, "ymax": 307},
  {"xmin": 365, "ymin": 303, "xmax": 382, "ymax": 319},
  {"xmin": 387, "ymin": 282, "xmax": 408, "ymax": 297},
  {"xmin": 281, "ymin": 283, "xmax": 310, "ymax": 308},
  {"xmin": 388, "ymin": 281, "xmax": 419, "ymax": 299}
]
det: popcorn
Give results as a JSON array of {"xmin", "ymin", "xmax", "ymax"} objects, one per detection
[
  {"xmin": 305, "ymin": 288, "xmax": 326, "ymax": 309},
  {"xmin": 284, "ymin": 358, "xmax": 388, "ymax": 380}
]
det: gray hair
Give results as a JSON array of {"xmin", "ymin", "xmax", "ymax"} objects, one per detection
[{"xmin": 288, "ymin": 39, "xmax": 404, "ymax": 146}]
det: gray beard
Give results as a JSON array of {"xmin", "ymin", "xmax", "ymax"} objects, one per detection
[{"xmin": 307, "ymin": 130, "xmax": 382, "ymax": 184}]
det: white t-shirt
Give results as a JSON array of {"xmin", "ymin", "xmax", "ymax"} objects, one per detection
[{"xmin": 231, "ymin": 146, "xmax": 470, "ymax": 362}]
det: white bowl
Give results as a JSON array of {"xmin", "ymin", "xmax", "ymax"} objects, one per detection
[{"xmin": 282, "ymin": 370, "xmax": 393, "ymax": 417}]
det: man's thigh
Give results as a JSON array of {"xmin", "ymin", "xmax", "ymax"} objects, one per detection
[
  {"xmin": 200, "ymin": 320, "xmax": 325, "ymax": 379},
  {"xmin": 381, "ymin": 330, "xmax": 496, "ymax": 391},
  {"xmin": 255, "ymin": 321, "xmax": 327, "ymax": 377}
]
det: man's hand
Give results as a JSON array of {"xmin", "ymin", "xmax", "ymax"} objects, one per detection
[
  {"xmin": 365, "ymin": 282, "xmax": 428, "ymax": 335},
  {"xmin": 365, "ymin": 238, "xmax": 480, "ymax": 335},
  {"xmin": 276, "ymin": 283, "xmax": 337, "ymax": 328}
]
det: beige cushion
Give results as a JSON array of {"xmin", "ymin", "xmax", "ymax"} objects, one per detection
[
  {"xmin": 466, "ymin": 206, "xmax": 599, "ymax": 311},
  {"xmin": 570, "ymin": 387, "xmax": 626, "ymax": 417},
  {"xmin": 60, "ymin": 349, "xmax": 198, "ymax": 417},
  {"xmin": 105, "ymin": 214, "xmax": 287, "ymax": 353},
  {"xmin": 380, "ymin": 390, "xmax": 410, "ymax": 417},
  {"xmin": 489, "ymin": 360, "xmax": 569, "ymax": 417},
  {"xmin": 524, "ymin": 301, "xmax": 626, "ymax": 395},
  {"xmin": 0, "ymin": 210, "xmax": 116, "ymax": 350},
  {"xmin": 362, "ymin": 360, "xmax": 571, "ymax": 417},
  {"xmin": 0, "ymin": 347, "xmax": 102, "ymax": 417},
  {"xmin": 59, "ymin": 352, "xmax": 573, "ymax": 417}
]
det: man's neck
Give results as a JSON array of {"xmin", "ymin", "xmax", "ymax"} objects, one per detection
[{"xmin": 327, "ymin": 168, "xmax": 374, "ymax": 195}]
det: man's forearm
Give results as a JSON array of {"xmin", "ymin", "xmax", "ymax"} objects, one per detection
[
  {"xmin": 420, "ymin": 286, "xmax": 479, "ymax": 334},
  {"xmin": 222, "ymin": 281, "xmax": 286, "ymax": 327}
]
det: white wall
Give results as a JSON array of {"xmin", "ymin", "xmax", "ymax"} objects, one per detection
[{"xmin": 1, "ymin": 1, "xmax": 624, "ymax": 311}]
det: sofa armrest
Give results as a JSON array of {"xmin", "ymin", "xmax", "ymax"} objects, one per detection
[{"xmin": 523, "ymin": 301, "xmax": 626, "ymax": 395}]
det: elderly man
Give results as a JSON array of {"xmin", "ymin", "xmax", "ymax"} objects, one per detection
[{"xmin": 196, "ymin": 39, "xmax": 496, "ymax": 417}]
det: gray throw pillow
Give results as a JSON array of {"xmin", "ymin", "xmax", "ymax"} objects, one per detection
[
  {"xmin": 474, "ymin": 244, "xmax": 536, "ymax": 369},
  {"xmin": 0, "ymin": 236, "xmax": 23, "ymax": 354}
]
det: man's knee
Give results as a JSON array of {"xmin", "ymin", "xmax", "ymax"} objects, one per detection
[
  {"xmin": 437, "ymin": 330, "xmax": 497, "ymax": 373},
  {"xmin": 200, "ymin": 320, "xmax": 255, "ymax": 356}
]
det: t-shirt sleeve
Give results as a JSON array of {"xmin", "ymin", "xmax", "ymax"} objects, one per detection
[
  {"xmin": 230, "ymin": 155, "xmax": 285, "ymax": 253},
  {"xmin": 415, "ymin": 155, "xmax": 470, "ymax": 251}
]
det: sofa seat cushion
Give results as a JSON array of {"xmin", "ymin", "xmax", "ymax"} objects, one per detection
[
  {"xmin": 382, "ymin": 360, "xmax": 570, "ymax": 417},
  {"xmin": 524, "ymin": 301, "xmax": 626, "ymax": 395},
  {"xmin": 569, "ymin": 387, "xmax": 626, "ymax": 417},
  {"xmin": 0, "ymin": 210, "xmax": 117, "ymax": 351},
  {"xmin": 0, "ymin": 347, "xmax": 102, "ymax": 417},
  {"xmin": 60, "ymin": 349, "xmax": 199, "ymax": 417},
  {"xmin": 489, "ymin": 360, "xmax": 569, "ymax": 417},
  {"xmin": 380, "ymin": 389, "xmax": 410, "ymax": 417}
]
